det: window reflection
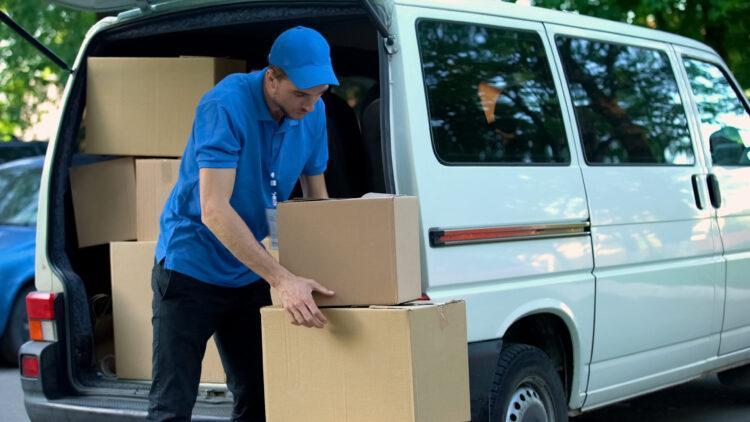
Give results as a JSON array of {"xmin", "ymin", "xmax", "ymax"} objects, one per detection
[
  {"xmin": 684, "ymin": 58, "xmax": 750, "ymax": 166},
  {"xmin": 0, "ymin": 166, "xmax": 41, "ymax": 226},
  {"xmin": 556, "ymin": 37, "xmax": 694, "ymax": 165},
  {"xmin": 417, "ymin": 20, "xmax": 570, "ymax": 165}
]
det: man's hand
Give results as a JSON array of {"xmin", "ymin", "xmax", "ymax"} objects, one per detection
[{"xmin": 273, "ymin": 272, "xmax": 335, "ymax": 328}]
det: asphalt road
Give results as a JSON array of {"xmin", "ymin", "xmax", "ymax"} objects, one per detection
[
  {"xmin": 0, "ymin": 363, "xmax": 748, "ymax": 421},
  {"xmin": 0, "ymin": 363, "xmax": 29, "ymax": 422}
]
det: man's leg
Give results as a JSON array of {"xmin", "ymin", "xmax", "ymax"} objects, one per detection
[
  {"xmin": 148, "ymin": 261, "xmax": 219, "ymax": 421},
  {"xmin": 213, "ymin": 280, "xmax": 272, "ymax": 422}
]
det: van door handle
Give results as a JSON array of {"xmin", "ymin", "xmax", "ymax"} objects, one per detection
[
  {"xmin": 707, "ymin": 173, "xmax": 722, "ymax": 209},
  {"xmin": 691, "ymin": 174, "xmax": 703, "ymax": 210}
]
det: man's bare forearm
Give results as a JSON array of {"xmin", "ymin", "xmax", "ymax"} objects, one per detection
[{"xmin": 202, "ymin": 202, "xmax": 290, "ymax": 287}]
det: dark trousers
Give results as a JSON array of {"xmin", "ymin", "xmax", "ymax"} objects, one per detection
[{"xmin": 147, "ymin": 260, "xmax": 271, "ymax": 421}]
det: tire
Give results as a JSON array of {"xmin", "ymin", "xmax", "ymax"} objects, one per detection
[
  {"xmin": 1, "ymin": 284, "xmax": 33, "ymax": 364},
  {"xmin": 488, "ymin": 343, "xmax": 568, "ymax": 422},
  {"xmin": 717, "ymin": 364, "xmax": 750, "ymax": 389}
]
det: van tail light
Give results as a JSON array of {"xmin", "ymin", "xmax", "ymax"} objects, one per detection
[
  {"xmin": 21, "ymin": 355, "xmax": 40, "ymax": 378},
  {"xmin": 26, "ymin": 292, "xmax": 58, "ymax": 342}
]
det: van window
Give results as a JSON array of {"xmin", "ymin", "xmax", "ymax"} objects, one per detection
[
  {"xmin": 683, "ymin": 58, "xmax": 750, "ymax": 166},
  {"xmin": 416, "ymin": 20, "xmax": 570, "ymax": 165},
  {"xmin": 556, "ymin": 37, "xmax": 694, "ymax": 165}
]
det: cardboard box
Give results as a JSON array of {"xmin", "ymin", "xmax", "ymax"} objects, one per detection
[
  {"xmin": 84, "ymin": 57, "xmax": 246, "ymax": 157},
  {"xmin": 277, "ymin": 195, "xmax": 421, "ymax": 306},
  {"xmin": 261, "ymin": 301, "xmax": 470, "ymax": 422},
  {"xmin": 70, "ymin": 158, "xmax": 136, "ymax": 248},
  {"xmin": 110, "ymin": 241, "xmax": 225, "ymax": 382},
  {"xmin": 136, "ymin": 159, "xmax": 181, "ymax": 241}
]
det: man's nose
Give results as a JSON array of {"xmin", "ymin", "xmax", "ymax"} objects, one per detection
[{"xmin": 302, "ymin": 97, "xmax": 316, "ymax": 112}]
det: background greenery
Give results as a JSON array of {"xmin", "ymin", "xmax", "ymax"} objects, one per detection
[
  {"xmin": 0, "ymin": 0, "xmax": 747, "ymax": 141},
  {"xmin": 0, "ymin": 0, "xmax": 95, "ymax": 141}
]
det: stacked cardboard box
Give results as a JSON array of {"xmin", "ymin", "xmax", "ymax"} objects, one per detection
[
  {"xmin": 70, "ymin": 56, "xmax": 246, "ymax": 381},
  {"xmin": 110, "ymin": 241, "xmax": 225, "ymax": 382},
  {"xmin": 69, "ymin": 157, "xmax": 181, "ymax": 247},
  {"xmin": 84, "ymin": 57, "xmax": 246, "ymax": 157},
  {"xmin": 262, "ymin": 195, "xmax": 471, "ymax": 422}
]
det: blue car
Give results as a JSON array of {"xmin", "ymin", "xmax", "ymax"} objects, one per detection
[{"xmin": 0, "ymin": 156, "xmax": 43, "ymax": 364}]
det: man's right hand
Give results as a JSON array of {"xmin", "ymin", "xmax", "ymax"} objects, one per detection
[{"xmin": 273, "ymin": 271, "xmax": 334, "ymax": 328}]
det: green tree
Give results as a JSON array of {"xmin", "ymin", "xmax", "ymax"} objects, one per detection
[
  {"xmin": 0, "ymin": 1, "xmax": 95, "ymax": 141},
  {"xmin": 529, "ymin": 0, "xmax": 750, "ymax": 97}
]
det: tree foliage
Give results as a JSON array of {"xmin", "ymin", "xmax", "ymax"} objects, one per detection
[
  {"xmin": 0, "ymin": 1, "xmax": 95, "ymax": 141},
  {"xmin": 530, "ymin": 0, "xmax": 750, "ymax": 97}
]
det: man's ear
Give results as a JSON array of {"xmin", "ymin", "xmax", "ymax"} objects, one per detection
[{"xmin": 265, "ymin": 70, "xmax": 278, "ymax": 94}]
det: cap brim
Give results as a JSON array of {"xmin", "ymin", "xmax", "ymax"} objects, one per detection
[{"xmin": 285, "ymin": 64, "xmax": 339, "ymax": 89}]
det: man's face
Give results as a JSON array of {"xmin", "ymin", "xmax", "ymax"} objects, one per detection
[{"xmin": 267, "ymin": 71, "xmax": 328, "ymax": 120}]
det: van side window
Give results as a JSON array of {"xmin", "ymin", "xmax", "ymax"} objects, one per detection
[
  {"xmin": 556, "ymin": 37, "xmax": 694, "ymax": 165},
  {"xmin": 684, "ymin": 58, "xmax": 750, "ymax": 166},
  {"xmin": 416, "ymin": 20, "xmax": 570, "ymax": 165}
]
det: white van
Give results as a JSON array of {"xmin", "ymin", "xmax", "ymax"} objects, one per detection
[{"xmin": 10, "ymin": 0, "xmax": 750, "ymax": 421}]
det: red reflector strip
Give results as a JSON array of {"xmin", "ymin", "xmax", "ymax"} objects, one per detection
[
  {"xmin": 21, "ymin": 355, "xmax": 40, "ymax": 378},
  {"xmin": 430, "ymin": 222, "xmax": 590, "ymax": 247},
  {"xmin": 26, "ymin": 292, "xmax": 56, "ymax": 320},
  {"xmin": 440, "ymin": 226, "xmax": 545, "ymax": 243}
]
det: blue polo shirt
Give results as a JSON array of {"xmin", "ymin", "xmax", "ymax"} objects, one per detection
[{"xmin": 155, "ymin": 68, "xmax": 328, "ymax": 287}]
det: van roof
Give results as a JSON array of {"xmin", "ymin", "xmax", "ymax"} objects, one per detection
[{"xmin": 397, "ymin": 0, "xmax": 717, "ymax": 56}]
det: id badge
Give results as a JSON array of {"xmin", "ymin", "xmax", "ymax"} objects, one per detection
[{"xmin": 265, "ymin": 208, "xmax": 279, "ymax": 250}]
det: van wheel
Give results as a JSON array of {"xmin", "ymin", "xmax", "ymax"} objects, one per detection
[
  {"xmin": 488, "ymin": 343, "xmax": 568, "ymax": 422},
  {"xmin": 717, "ymin": 364, "xmax": 750, "ymax": 388},
  {"xmin": 1, "ymin": 284, "xmax": 33, "ymax": 364}
]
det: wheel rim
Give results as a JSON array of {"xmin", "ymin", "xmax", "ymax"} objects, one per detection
[{"xmin": 504, "ymin": 378, "xmax": 554, "ymax": 422}]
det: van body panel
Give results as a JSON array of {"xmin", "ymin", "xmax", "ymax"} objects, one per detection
[
  {"xmin": 34, "ymin": 18, "xmax": 119, "ymax": 295},
  {"xmin": 426, "ymin": 274, "xmax": 593, "ymax": 409},
  {"xmin": 674, "ymin": 45, "xmax": 750, "ymax": 356},
  {"xmin": 394, "ymin": 5, "xmax": 595, "ymax": 409}
]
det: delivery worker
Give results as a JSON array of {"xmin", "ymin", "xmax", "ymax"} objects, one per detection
[{"xmin": 148, "ymin": 26, "xmax": 337, "ymax": 421}]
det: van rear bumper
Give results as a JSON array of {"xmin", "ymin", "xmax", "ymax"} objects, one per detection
[{"xmin": 24, "ymin": 391, "xmax": 232, "ymax": 421}]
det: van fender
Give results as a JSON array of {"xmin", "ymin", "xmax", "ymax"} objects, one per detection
[{"xmin": 496, "ymin": 298, "xmax": 587, "ymax": 409}]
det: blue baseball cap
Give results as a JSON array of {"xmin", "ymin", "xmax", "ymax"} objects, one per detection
[{"xmin": 268, "ymin": 26, "xmax": 339, "ymax": 89}]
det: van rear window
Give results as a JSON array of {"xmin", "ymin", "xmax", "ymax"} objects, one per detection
[
  {"xmin": 416, "ymin": 19, "xmax": 570, "ymax": 165},
  {"xmin": 556, "ymin": 36, "xmax": 694, "ymax": 166}
]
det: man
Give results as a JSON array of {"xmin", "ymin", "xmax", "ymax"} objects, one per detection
[{"xmin": 148, "ymin": 26, "xmax": 337, "ymax": 421}]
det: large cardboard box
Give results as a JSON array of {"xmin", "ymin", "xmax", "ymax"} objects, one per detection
[
  {"xmin": 136, "ymin": 159, "xmax": 181, "ymax": 241},
  {"xmin": 85, "ymin": 57, "xmax": 246, "ymax": 157},
  {"xmin": 277, "ymin": 195, "xmax": 421, "ymax": 306},
  {"xmin": 70, "ymin": 158, "xmax": 136, "ymax": 248},
  {"xmin": 110, "ymin": 241, "xmax": 225, "ymax": 382},
  {"xmin": 261, "ymin": 301, "xmax": 470, "ymax": 422},
  {"xmin": 70, "ymin": 158, "xmax": 182, "ymax": 247}
]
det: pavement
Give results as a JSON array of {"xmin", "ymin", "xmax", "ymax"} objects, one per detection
[
  {"xmin": 1, "ymin": 363, "xmax": 748, "ymax": 421},
  {"xmin": 0, "ymin": 363, "xmax": 29, "ymax": 422}
]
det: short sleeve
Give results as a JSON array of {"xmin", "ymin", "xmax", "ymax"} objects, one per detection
[
  {"xmin": 302, "ymin": 101, "xmax": 329, "ymax": 176},
  {"xmin": 193, "ymin": 102, "xmax": 241, "ymax": 169}
]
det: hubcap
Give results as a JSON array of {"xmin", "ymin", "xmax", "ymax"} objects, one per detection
[{"xmin": 505, "ymin": 383, "xmax": 549, "ymax": 422}]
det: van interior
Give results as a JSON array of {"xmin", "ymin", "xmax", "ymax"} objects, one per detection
[{"xmin": 48, "ymin": 3, "xmax": 387, "ymax": 395}]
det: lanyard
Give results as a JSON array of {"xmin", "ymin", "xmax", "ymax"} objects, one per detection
[{"xmin": 266, "ymin": 125, "xmax": 284, "ymax": 208}]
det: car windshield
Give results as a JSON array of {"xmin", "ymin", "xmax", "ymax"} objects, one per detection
[{"xmin": 0, "ymin": 165, "xmax": 42, "ymax": 226}]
